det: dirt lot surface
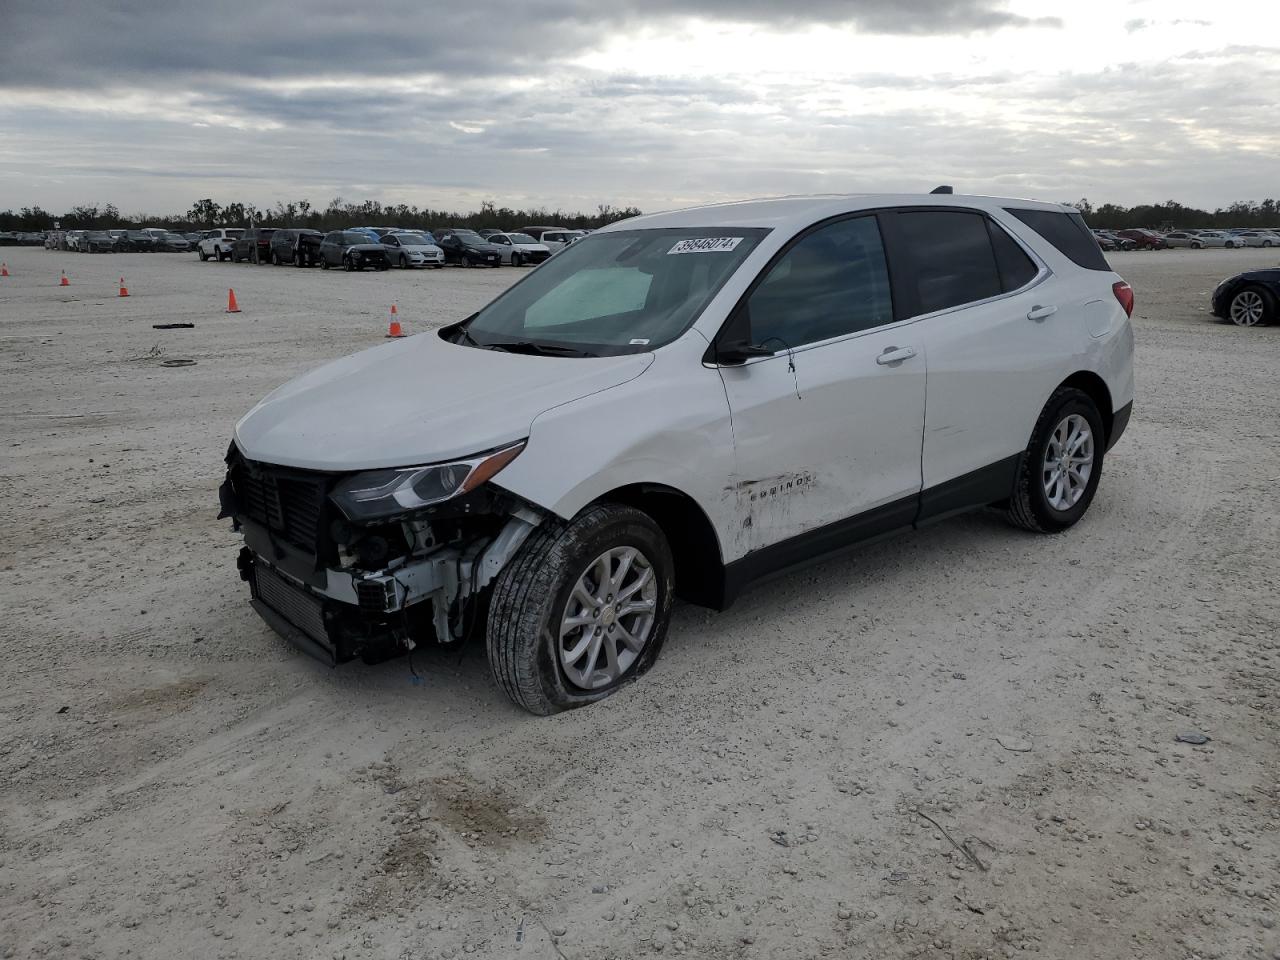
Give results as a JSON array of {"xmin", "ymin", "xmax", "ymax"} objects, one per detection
[{"xmin": 2, "ymin": 246, "xmax": 1278, "ymax": 960}]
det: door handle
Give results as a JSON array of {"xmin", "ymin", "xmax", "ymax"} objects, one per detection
[
  {"xmin": 1027, "ymin": 304, "xmax": 1058, "ymax": 321},
  {"xmin": 876, "ymin": 346, "xmax": 917, "ymax": 365}
]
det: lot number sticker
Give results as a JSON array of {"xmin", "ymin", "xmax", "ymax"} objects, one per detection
[{"xmin": 668, "ymin": 237, "xmax": 744, "ymax": 255}]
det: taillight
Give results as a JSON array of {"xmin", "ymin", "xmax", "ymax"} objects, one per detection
[{"xmin": 1112, "ymin": 281, "xmax": 1134, "ymax": 317}]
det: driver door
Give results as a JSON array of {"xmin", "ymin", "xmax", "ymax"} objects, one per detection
[{"xmin": 716, "ymin": 214, "xmax": 926, "ymax": 559}]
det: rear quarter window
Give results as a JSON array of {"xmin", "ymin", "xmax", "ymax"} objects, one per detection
[{"xmin": 1005, "ymin": 208, "xmax": 1110, "ymax": 271}]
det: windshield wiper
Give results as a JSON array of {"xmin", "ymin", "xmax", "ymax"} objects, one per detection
[{"xmin": 484, "ymin": 340, "xmax": 598, "ymax": 358}]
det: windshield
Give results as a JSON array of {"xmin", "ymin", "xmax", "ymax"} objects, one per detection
[
  {"xmin": 461, "ymin": 227, "xmax": 768, "ymax": 356},
  {"xmin": 394, "ymin": 233, "xmax": 430, "ymax": 245},
  {"xmin": 508, "ymin": 233, "xmax": 537, "ymax": 244},
  {"xmin": 341, "ymin": 232, "xmax": 370, "ymax": 244},
  {"xmin": 453, "ymin": 230, "xmax": 482, "ymax": 241}
]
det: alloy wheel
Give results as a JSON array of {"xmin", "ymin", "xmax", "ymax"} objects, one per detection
[
  {"xmin": 559, "ymin": 546, "xmax": 657, "ymax": 690},
  {"xmin": 1230, "ymin": 290, "xmax": 1265, "ymax": 326},
  {"xmin": 1042, "ymin": 414, "xmax": 1094, "ymax": 512}
]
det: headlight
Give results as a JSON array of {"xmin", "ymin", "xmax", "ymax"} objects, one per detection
[{"xmin": 329, "ymin": 441, "xmax": 526, "ymax": 521}]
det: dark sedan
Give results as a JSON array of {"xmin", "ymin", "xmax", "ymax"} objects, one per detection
[
  {"xmin": 268, "ymin": 228, "xmax": 322, "ymax": 266},
  {"xmin": 230, "ymin": 228, "xmax": 278, "ymax": 264},
  {"xmin": 1211, "ymin": 269, "xmax": 1280, "ymax": 327},
  {"xmin": 80, "ymin": 231, "xmax": 116, "ymax": 253},
  {"xmin": 434, "ymin": 228, "xmax": 504, "ymax": 267},
  {"xmin": 317, "ymin": 231, "xmax": 391, "ymax": 271},
  {"xmin": 115, "ymin": 230, "xmax": 156, "ymax": 252}
]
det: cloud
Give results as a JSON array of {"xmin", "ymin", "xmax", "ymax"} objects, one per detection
[{"xmin": 0, "ymin": 0, "xmax": 1058, "ymax": 92}]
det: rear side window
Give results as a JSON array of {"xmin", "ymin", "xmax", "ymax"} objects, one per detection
[
  {"xmin": 987, "ymin": 220, "xmax": 1039, "ymax": 291},
  {"xmin": 1005, "ymin": 208, "xmax": 1109, "ymax": 271},
  {"xmin": 890, "ymin": 211, "xmax": 1002, "ymax": 315}
]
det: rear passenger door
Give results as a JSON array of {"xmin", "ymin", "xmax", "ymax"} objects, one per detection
[{"xmin": 880, "ymin": 208, "xmax": 1068, "ymax": 512}]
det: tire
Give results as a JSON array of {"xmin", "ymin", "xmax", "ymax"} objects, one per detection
[
  {"xmin": 198, "ymin": 250, "xmax": 208, "ymax": 262},
  {"xmin": 1225, "ymin": 241, "xmax": 1235, "ymax": 249},
  {"xmin": 512, "ymin": 253, "xmax": 522, "ymax": 267},
  {"xmin": 271, "ymin": 250, "xmax": 281, "ymax": 265},
  {"xmin": 321, "ymin": 257, "xmax": 330, "ymax": 270},
  {"xmin": 1006, "ymin": 387, "xmax": 1106, "ymax": 534},
  {"xmin": 399, "ymin": 254, "xmax": 408, "ymax": 269},
  {"xmin": 343, "ymin": 257, "xmax": 353, "ymax": 272},
  {"xmin": 1191, "ymin": 242, "xmax": 1202, "ymax": 249},
  {"xmin": 1264, "ymin": 240, "xmax": 1273, "ymax": 248},
  {"xmin": 487, "ymin": 503, "xmax": 674, "ymax": 715},
  {"xmin": 1228, "ymin": 286, "xmax": 1275, "ymax": 326}
]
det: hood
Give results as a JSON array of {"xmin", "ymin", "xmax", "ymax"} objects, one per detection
[
  {"xmin": 462, "ymin": 240, "xmax": 502, "ymax": 252},
  {"xmin": 514, "ymin": 242, "xmax": 551, "ymax": 252},
  {"xmin": 345, "ymin": 243, "xmax": 387, "ymax": 253},
  {"xmin": 1241, "ymin": 268, "xmax": 1280, "ymax": 281},
  {"xmin": 398, "ymin": 243, "xmax": 443, "ymax": 253},
  {"xmin": 234, "ymin": 332, "xmax": 654, "ymax": 471}
]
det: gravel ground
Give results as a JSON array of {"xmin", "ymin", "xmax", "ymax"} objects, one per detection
[{"xmin": 1, "ymin": 246, "xmax": 1278, "ymax": 960}]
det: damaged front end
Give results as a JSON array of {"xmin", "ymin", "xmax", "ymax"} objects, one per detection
[{"xmin": 218, "ymin": 441, "xmax": 541, "ymax": 665}]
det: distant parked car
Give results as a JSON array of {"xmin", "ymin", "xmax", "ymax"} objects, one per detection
[
  {"xmin": 230, "ymin": 228, "xmax": 278, "ymax": 264},
  {"xmin": 381, "ymin": 231, "xmax": 446, "ymax": 269},
  {"xmin": 1211, "ymin": 268, "xmax": 1280, "ymax": 326},
  {"xmin": 1115, "ymin": 229, "xmax": 1167, "ymax": 250},
  {"xmin": 1166, "ymin": 230, "xmax": 1244, "ymax": 249},
  {"xmin": 485, "ymin": 231, "xmax": 551, "ymax": 266},
  {"xmin": 1233, "ymin": 231, "xmax": 1278, "ymax": 248},
  {"xmin": 80, "ymin": 231, "xmax": 116, "ymax": 253},
  {"xmin": 434, "ymin": 228, "xmax": 504, "ymax": 267},
  {"xmin": 117, "ymin": 230, "xmax": 157, "ymax": 252},
  {"xmin": 293, "ymin": 230, "xmax": 325, "ymax": 267},
  {"xmin": 155, "ymin": 232, "xmax": 191, "ymax": 252},
  {"xmin": 1091, "ymin": 231, "xmax": 1117, "ymax": 252},
  {"xmin": 197, "ymin": 228, "xmax": 244, "ymax": 261},
  {"xmin": 316, "ymin": 230, "xmax": 391, "ymax": 271},
  {"xmin": 535, "ymin": 228, "xmax": 582, "ymax": 254},
  {"xmin": 268, "ymin": 228, "xmax": 322, "ymax": 265},
  {"xmin": 346, "ymin": 227, "xmax": 383, "ymax": 243}
]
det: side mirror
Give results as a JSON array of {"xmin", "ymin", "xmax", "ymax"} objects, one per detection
[{"xmin": 712, "ymin": 306, "xmax": 774, "ymax": 365}]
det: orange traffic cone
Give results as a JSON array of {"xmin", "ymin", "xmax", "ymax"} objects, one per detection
[
  {"xmin": 60, "ymin": 271, "xmax": 69, "ymax": 286},
  {"xmin": 226, "ymin": 288, "xmax": 241, "ymax": 313},
  {"xmin": 1, "ymin": 262, "xmax": 8, "ymax": 277},
  {"xmin": 118, "ymin": 277, "xmax": 130, "ymax": 298},
  {"xmin": 385, "ymin": 303, "xmax": 405, "ymax": 338}
]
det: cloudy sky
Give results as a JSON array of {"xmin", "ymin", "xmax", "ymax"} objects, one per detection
[{"xmin": 1, "ymin": 0, "xmax": 1276, "ymax": 216}]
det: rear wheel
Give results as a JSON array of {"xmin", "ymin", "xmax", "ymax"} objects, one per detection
[
  {"xmin": 271, "ymin": 250, "xmax": 281, "ymax": 265},
  {"xmin": 1229, "ymin": 287, "xmax": 1273, "ymax": 326},
  {"xmin": 487, "ymin": 504, "xmax": 674, "ymax": 715},
  {"xmin": 1007, "ymin": 387, "xmax": 1105, "ymax": 534}
]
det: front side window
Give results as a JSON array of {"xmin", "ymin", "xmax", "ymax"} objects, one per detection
[
  {"xmin": 891, "ymin": 210, "xmax": 1002, "ymax": 315},
  {"xmin": 747, "ymin": 215, "xmax": 893, "ymax": 348},
  {"xmin": 462, "ymin": 227, "xmax": 768, "ymax": 355}
]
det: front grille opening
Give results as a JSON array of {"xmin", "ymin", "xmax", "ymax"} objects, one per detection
[{"xmin": 228, "ymin": 451, "xmax": 332, "ymax": 553}]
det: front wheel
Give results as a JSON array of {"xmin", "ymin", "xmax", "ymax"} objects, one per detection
[
  {"xmin": 487, "ymin": 504, "xmax": 674, "ymax": 715},
  {"xmin": 512, "ymin": 253, "xmax": 522, "ymax": 267},
  {"xmin": 343, "ymin": 257, "xmax": 353, "ymax": 272},
  {"xmin": 198, "ymin": 250, "xmax": 208, "ymax": 262},
  {"xmin": 1006, "ymin": 387, "xmax": 1105, "ymax": 534},
  {"xmin": 399, "ymin": 254, "xmax": 408, "ymax": 269},
  {"xmin": 1229, "ymin": 287, "xmax": 1273, "ymax": 326},
  {"xmin": 321, "ymin": 257, "xmax": 330, "ymax": 270}
]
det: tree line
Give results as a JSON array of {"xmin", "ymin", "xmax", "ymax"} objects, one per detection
[
  {"xmin": 3, "ymin": 195, "xmax": 1278, "ymax": 234},
  {"xmin": 0, "ymin": 198, "xmax": 644, "ymax": 233}
]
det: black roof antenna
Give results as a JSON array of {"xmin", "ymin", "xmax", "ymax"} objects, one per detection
[{"xmin": 930, "ymin": 185, "xmax": 954, "ymax": 195}]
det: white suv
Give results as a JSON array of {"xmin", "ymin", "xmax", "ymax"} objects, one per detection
[
  {"xmin": 223, "ymin": 193, "xmax": 1135, "ymax": 714},
  {"xmin": 197, "ymin": 228, "xmax": 245, "ymax": 262}
]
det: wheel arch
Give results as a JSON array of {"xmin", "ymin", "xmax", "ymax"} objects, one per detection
[
  {"xmin": 591, "ymin": 482, "xmax": 727, "ymax": 610},
  {"xmin": 1057, "ymin": 371, "xmax": 1116, "ymax": 446}
]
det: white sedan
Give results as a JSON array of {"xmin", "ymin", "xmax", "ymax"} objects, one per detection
[
  {"xmin": 486, "ymin": 232, "xmax": 551, "ymax": 266},
  {"xmin": 382, "ymin": 232, "xmax": 445, "ymax": 269}
]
